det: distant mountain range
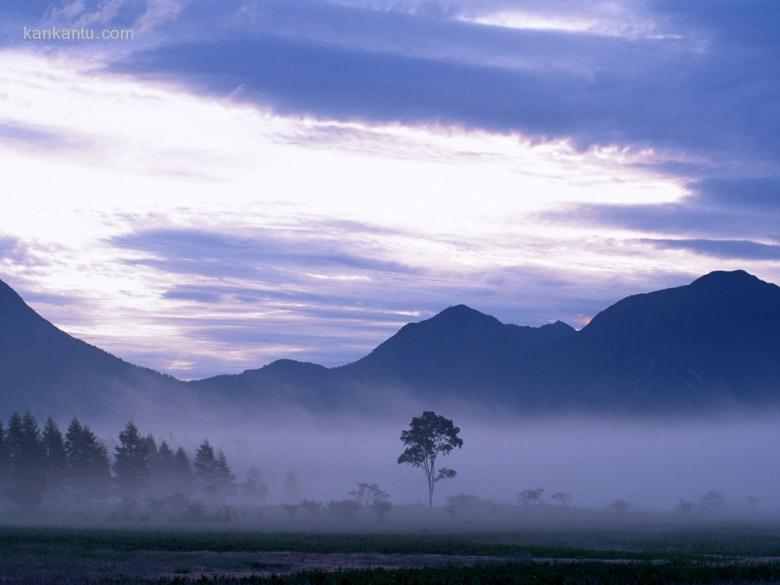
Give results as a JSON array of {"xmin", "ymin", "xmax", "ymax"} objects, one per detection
[{"xmin": 2, "ymin": 270, "xmax": 780, "ymax": 418}]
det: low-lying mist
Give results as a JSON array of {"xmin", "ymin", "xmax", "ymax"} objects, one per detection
[
  {"xmin": 100, "ymin": 408, "xmax": 780, "ymax": 511},
  {"xmin": 3, "ymin": 404, "xmax": 780, "ymax": 528}
]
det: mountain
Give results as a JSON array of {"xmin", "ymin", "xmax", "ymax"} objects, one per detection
[
  {"xmin": 338, "ymin": 304, "xmax": 574, "ymax": 396},
  {"xmin": 192, "ymin": 359, "xmax": 339, "ymax": 410},
  {"xmin": 3, "ymin": 269, "xmax": 780, "ymax": 416},
  {"xmin": 192, "ymin": 304, "xmax": 575, "ymax": 407},
  {"xmin": 0, "ymin": 279, "xmax": 184, "ymax": 417},
  {"xmin": 530, "ymin": 270, "xmax": 780, "ymax": 412}
]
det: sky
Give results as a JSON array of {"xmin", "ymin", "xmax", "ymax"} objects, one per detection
[{"xmin": 0, "ymin": 0, "xmax": 779, "ymax": 380}]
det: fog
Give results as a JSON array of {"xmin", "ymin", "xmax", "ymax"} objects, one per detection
[
  {"xmin": 3, "ymin": 403, "xmax": 780, "ymax": 528},
  {"xmin": 101, "ymin": 408, "xmax": 780, "ymax": 511}
]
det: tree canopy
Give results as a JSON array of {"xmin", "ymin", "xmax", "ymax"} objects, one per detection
[{"xmin": 397, "ymin": 411, "xmax": 463, "ymax": 508}]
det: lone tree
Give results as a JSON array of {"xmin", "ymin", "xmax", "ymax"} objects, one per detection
[{"xmin": 397, "ymin": 411, "xmax": 463, "ymax": 508}]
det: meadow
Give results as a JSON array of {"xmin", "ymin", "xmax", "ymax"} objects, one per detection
[{"xmin": 3, "ymin": 521, "xmax": 780, "ymax": 584}]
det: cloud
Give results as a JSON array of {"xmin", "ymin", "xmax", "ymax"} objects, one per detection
[
  {"xmin": 161, "ymin": 283, "xmax": 415, "ymax": 313},
  {"xmin": 652, "ymin": 0, "xmax": 780, "ymax": 46},
  {"xmin": 99, "ymin": 0, "xmax": 778, "ymax": 176},
  {"xmin": 641, "ymin": 238, "xmax": 780, "ymax": 261},
  {"xmin": 329, "ymin": 0, "xmax": 649, "ymax": 32},
  {"xmin": 7, "ymin": 0, "xmax": 780, "ymax": 174},
  {"xmin": 111, "ymin": 226, "xmax": 419, "ymax": 279},
  {"xmin": 0, "ymin": 235, "xmax": 28, "ymax": 263},
  {"xmin": 546, "ymin": 174, "xmax": 780, "ymax": 244},
  {"xmin": 548, "ymin": 201, "xmax": 749, "ymax": 237},
  {"xmin": 112, "ymin": 32, "xmax": 680, "ymax": 149},
  {"xmin": 0, "ymin": 0, "xmax": 53, "ymax": 23},
  {"xmin": 43, "ymin": 0, "xmax": 187, "ymax": 31},
  {"xmin": 691, "ymin": 177, "xmax": 780, "ymax": 211},
  {"xmin": 0, "ymin": 121, "xmax": 84, "ymax": 152},
  {"xmin": 133, "ymin": 0, "xmax": 187, "ymax": 33}
]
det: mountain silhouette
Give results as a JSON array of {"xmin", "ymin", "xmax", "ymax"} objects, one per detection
[
  {"xmin": 192, "ymin": 358, "xmax": 338, "ymax": 410},
  {"xmin": 2, "ymin": 269, "xmax": 780, "ymax": 416},
  {"xmin": 192, "ymin": 304, "xmax": 574, "ymax": 408},
  {"xmin": 531, "ymin": 269, "xmax": 780, "ymax": 411},
  {"xmin": 0, "ymin": 279, "xmax": 184, "ymax": 416},
  {"xmin": 339, "ymin": 304, "xmax": 574, "ymax": 396}
]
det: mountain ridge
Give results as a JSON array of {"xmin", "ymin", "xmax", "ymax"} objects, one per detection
[
  {"xmin": 530, "ymin": 269, "xmax": 780, "ymax": 411},
  {"xmin": 2, "ymin": 269, "xmax": 780, "ymax": 416},
  {"xmin": 0, "ymin": 278, "xmax": 185, "ymax": 417}
]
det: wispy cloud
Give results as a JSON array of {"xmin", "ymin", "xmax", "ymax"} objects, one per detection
[
  {"xmin": 546, "ymin": 174, "xmax": 780, "ymax": 242},
  {"xmin": 691, "ymin": 177, "xmax": 780, "ymax": 212},
  {"xmin": 111, "ymin": 227, "xmax": 420, "ymax": 279},
  {"xmin": 641, "ymin": 239, "xmax": 780, "ymax": 261},
  {"xmin": 43, "ymin": 0, "xmax": 187, "ymax": 32},
  {"xmin": 0, "ymin": 235, "xmax": 28, "ymax": 263},
  {"xmin": 0, "ymin": 120, "xmax": 84, "ymax": 152}
]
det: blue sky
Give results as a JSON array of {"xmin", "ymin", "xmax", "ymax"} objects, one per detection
[{"xmin": 1, "ymin": 0, "xmax": 778, "ymax": 378}]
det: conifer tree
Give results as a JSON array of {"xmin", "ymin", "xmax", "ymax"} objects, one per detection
[
  {"xmin": 214, "ymin": 450, "xmax": 235, "ymax": 498},
  {"xmin": 144, "ymin": 434, "xmax": 158, "ymax": 459},
  {"xmin": 5, "ymin": 412, "xmax": 47, "ymax": 511},
  {"xmin": 42, "ymin": 417, "xmax": 66, "ymax": 495},
  {"xmin": 282, "ymin": 470, "xmax": 302, "ymax": 503},
  {"xmin": 153, "ymin": 440, "xmax": 173, "ymax": 474},
  {"xmin": 172, "ymin": 446, "xmax": 194, "ymax": 494},
  {"xmin": 113, "ymin": 422, "xmax": 149, "ymax": 502},
  {"xmin": 241, "ymin": 467, "xmax": 269, "ymax": 503},
  {"xmin": 64, "ymin": 418, "xmax": 110, "ymax": 501},
  {"xmin": 148, "ymin": 440, "xmax": 175, "ymax": 497},
  {"xmin": 157, "ymin": 440, "xmax": 174, "ymax": 463},
  {"xmin": 194, "ymin": 440, "xmax": 217, "ymax": 497},
  {"xmin": 0, "ymin": 421, "xmax": 7, "ymax": 485}
]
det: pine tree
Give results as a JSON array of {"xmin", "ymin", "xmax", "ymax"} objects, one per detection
[
  {"xmin": 5, "ymin": 412, "xmax": 47, "ymax": 511},
  {"xmin": 157, "ymin": 441, "xmax": 174, "ymax": 462},
  {"xmin": 113, "ymin": 422, "xmax": 149, "ymax": 502},
  {"xmin": 241, "ymin": 467, "xmax": 269, "ymax": 503},
  {"xmin": 0, "ymin": 421, "xmax": 7, "ymax": 485},
  {"xmin": 144, "ymin": 434, "xmax": 158, "ymax": 459},
  {"xmin": 193, "ymin": 440, "xmax": 217, "ymax": 497},
  {"xmin": 42, "ymin": 417, "xmax": 66, "ymax": 496},
  {"xmin": 282, "ymin": 470, "xmax": 302, "ymax": 503},
  {"xmin": 154, "ymin": 440, "xmax": 174, "ymax": 473},
  {"xmin": 5, "ymin": 413, "xmax": 22, "ymax": 459},
  {"xmin": 148, "ymin": 440, "xmax": 175, "ymax": 497},
  {"xmin": 172, "ymin": 447, "xmax": 194, "ymax": 494},
  {"xmin": 64, "ymin": 419, "xmax": 110, "ymax": 501},
  {"xmin": 0, "ymin": 421, "xmax": 9, "ymax": 497},
  {"xmin": 214, "ymin": 450, "xmax": 235, "ymax": 498}
]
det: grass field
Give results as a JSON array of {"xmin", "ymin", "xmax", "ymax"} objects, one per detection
[{"xmin": 3, "ymin": 524, "xmax": 780, "ymax": 584}]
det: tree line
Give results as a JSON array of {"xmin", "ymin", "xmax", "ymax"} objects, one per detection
[
  {"xmin": 0, "ymin": 412, "xmax": 262, "ymax": 512},
  {"xmin": 0, "ymin": 408, "xmax": 463, "ymax": 516}
]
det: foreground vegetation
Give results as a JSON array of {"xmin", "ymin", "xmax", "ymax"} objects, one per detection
[
  {"xmin": 3, "ymin": 525, "xmax": 780, "ymax": 584},
  {"xmin": 154, "ymin": 562, "xmax": 780, "ymax": 585},
  {"xmin": 7, "ymin": 523, "xmax": 780, "ymax": 557}
]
